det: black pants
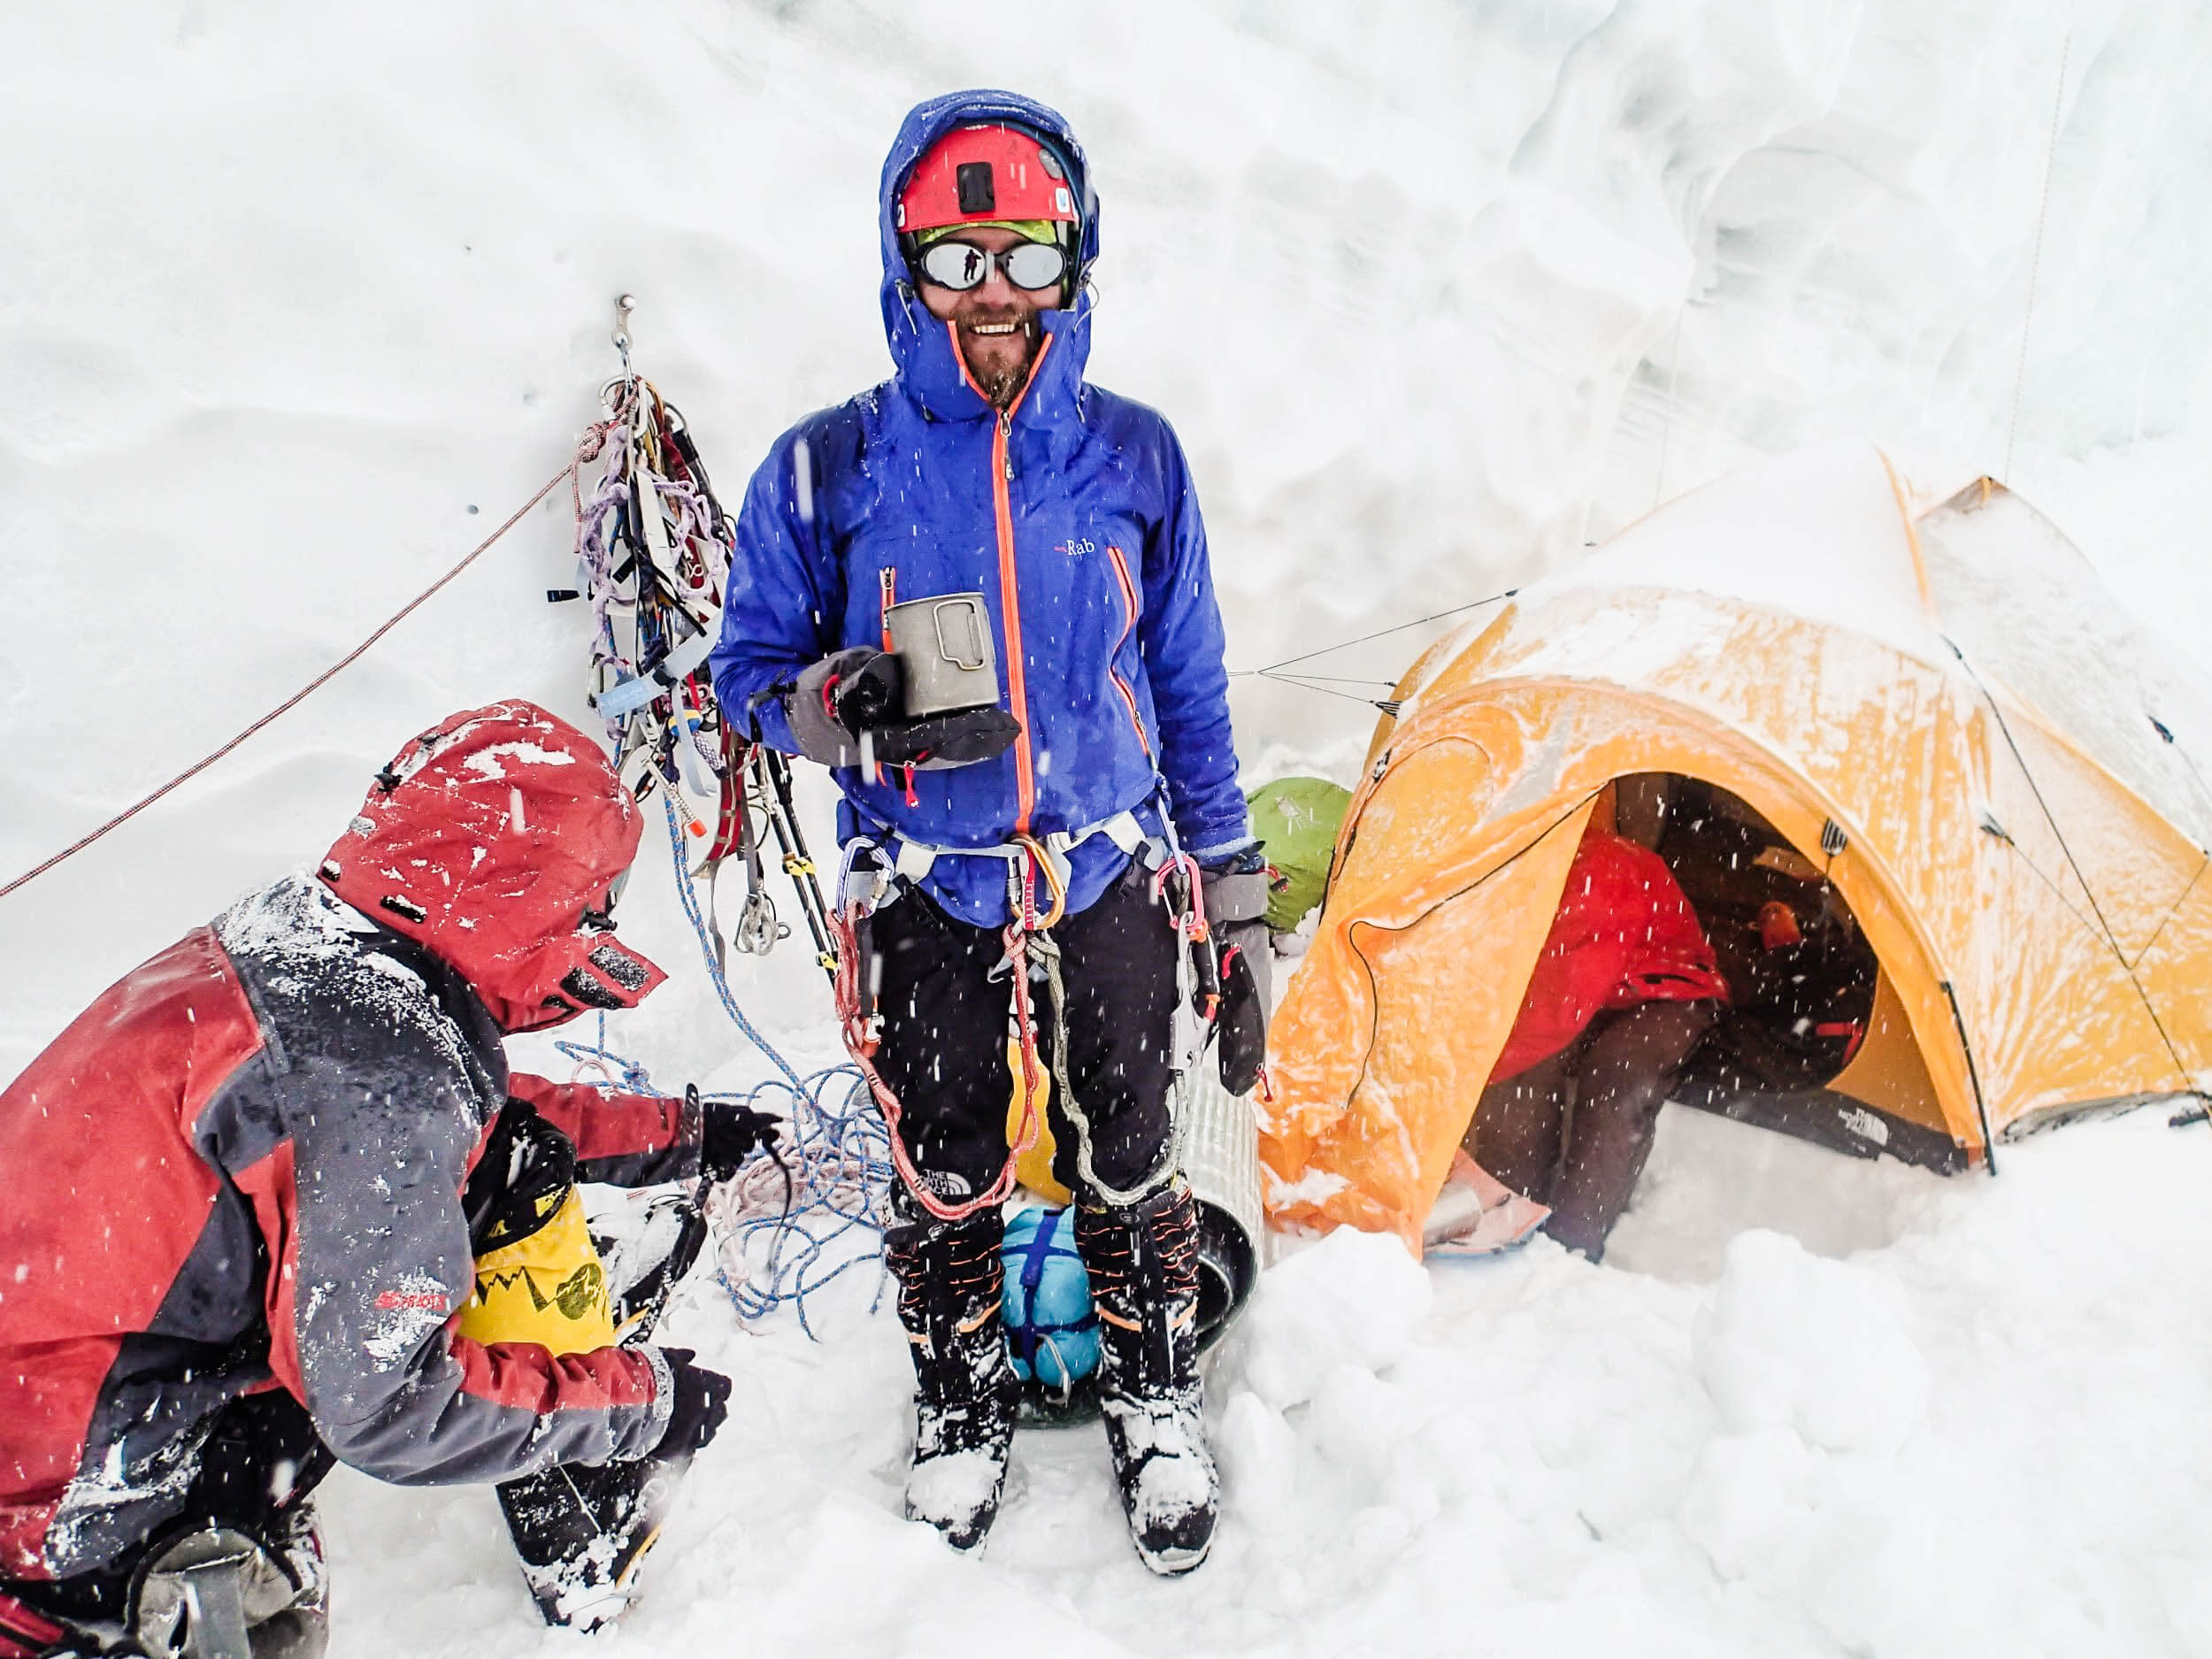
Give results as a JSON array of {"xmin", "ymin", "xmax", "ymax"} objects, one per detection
[
  {"xmin": 1467, "ymin": 999, "xmax": 1716, "ymax": 1260},
  {"xmin": 867, "ymin": 863, "xmax": 1180, "ymax": 1204},
  {"xmin": 5, "ymin": 1392, "xmax": 333, "ymax": 1630}
]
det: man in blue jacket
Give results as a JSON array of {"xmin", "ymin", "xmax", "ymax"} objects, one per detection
[{"xmin": 710, "ymin": 91, "xmax": 1269, "ymax": 1574}]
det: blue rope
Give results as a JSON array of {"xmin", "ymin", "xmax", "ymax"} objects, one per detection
[
  {"xmin": 664, "ymin": 793, "xmax": 810, "ymax": 1096},
  {"xmin": 557, "ymin": 797, "xmax": 893, "ymax": 1340}
]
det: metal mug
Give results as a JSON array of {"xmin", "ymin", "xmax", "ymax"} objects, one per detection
[{"xmin": 882, "ymin": 592, "xmax": 1001, "ymax": 717}]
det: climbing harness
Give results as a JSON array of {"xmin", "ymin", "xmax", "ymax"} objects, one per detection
[{"xmin": 825, "ymin": 795, "xmax": 1215, "ymax": 1223}]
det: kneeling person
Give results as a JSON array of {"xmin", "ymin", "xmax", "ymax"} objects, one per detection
[{"xmin": 0, "ymin": 703, "xmax": 769, "ymax": 1656}]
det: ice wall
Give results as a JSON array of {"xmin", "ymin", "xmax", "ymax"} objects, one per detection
[{"xmin": 3, "ymin": 0, "xmax": 2208, "ymax": 1074}]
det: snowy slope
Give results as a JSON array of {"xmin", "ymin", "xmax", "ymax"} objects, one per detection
[{"xmin": 6, "ymin": 3, "xmax": 2212, "ymax": 1655}]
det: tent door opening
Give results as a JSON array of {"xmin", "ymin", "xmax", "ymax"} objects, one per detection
[{"xmin": 1619, "ymin": 773, "xmax": 1964, "ymax": 1174}]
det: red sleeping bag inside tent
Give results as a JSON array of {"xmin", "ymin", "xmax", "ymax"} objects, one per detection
[{"xmin": 1488, "ymin": 828, "xmax": 1726, "ymax": 1083}]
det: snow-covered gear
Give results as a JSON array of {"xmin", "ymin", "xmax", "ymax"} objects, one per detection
[
  {"xmin": 1245, "ymin": 776, "xmax": 1353, "ymax": 933},
  {"xmin": 1077, "ymin": 1186, "xmax": 1218, "ymax": 1574},
  {"xmin": 710, "ymin": 88, "xmax": 1250, "ymax": 933},
  {"xmin": 1201, "ymin": 850, "xmax": 1273, "ymax": 1096},
  {"xmin": 0, "ymin": 862, "xmax": 702, "ymax": 1585},
  {"xmin": 1000, "ymin": 1206, "xmax": 1099, "ymax": 1388},
  {"xmin": 883, "ymin": 1202, "xmax": 1020, "ymax": 1552},
  {"xmin": 1487, "ymin": 827, "xmax": 1726, "ymax": 1085},
  {"xmin": 495, "ymin": 1449, "xmax": 689, "ymax": 1634},
  {"xmin": 1471, "ymin": 998, "xmax": 1717, "ymax": 1259},
  {"xmin": 467, "ymin": 1118, "xmax": 714, "ymax": 1635},
  {"xmin": 317, "ymin": 701, "xmax": 668, "ymax": 1035},
  {"xmin": 2, "ymin": 1394, "xmax": 330, "ymax": 1659},
  {"xmin": 125, "ymin": 1511, "xmax": 328, "ymax": 1659},
  {"xmin": 1422, "ymin": 1148, "xmax": 1553, "ymax": 1256},
  {"xmin": 895, "ymin": 121, "xmax": 1079, "ymax": 237}
]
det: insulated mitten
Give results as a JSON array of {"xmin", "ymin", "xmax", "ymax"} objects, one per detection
[
  {"xmin": 785, "ymin": 649, "xmax": 1019, "ymax": 771},
  {"xmin": 1202, "ymin": 850, "xmax": 1272, "ymax": 1095},
  {"xmin": 698, "ymin": 1096, "xmax": 783, "ymax": 1184},
  {"xmin": 649, "ymin": 1349, "xmax": 733, "ymax": 1459}
]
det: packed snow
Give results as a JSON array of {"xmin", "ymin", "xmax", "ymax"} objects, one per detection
[{"xmin": 7, "ymin": 3, "xmax": 2212, "ymax": 1656}]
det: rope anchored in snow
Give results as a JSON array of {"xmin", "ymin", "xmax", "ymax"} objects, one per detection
[{"xmin": 0, "ymin": 447, "xmax": 594, "ymax": 905}]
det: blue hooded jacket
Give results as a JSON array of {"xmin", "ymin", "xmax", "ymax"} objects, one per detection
[{"xmin": 710, "ymin": 90, "xmax": 1249, "ymax": 927}]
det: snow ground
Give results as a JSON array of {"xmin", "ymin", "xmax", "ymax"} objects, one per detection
[
  {"xmin": 8, "ymin": 3, "xmax": 2212, "ymax": 1656},
  {"xmin": 324, "ymin": 1106, "xmax": 2212, "ymax": 1659}
]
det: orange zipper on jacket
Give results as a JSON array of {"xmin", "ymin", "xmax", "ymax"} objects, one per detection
[
  {"xmin": 1103, "ymin": 543, "xmax": 1151, "ymax": 757},
  {"xmin": 951, "ymin": 322, "xmax": 1053, "ymax": 835}
]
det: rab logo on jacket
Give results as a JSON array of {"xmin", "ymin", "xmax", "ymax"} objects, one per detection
[{"xmin": 1053, "ymin": 536, "xmax": 1096, "ymax": 559}]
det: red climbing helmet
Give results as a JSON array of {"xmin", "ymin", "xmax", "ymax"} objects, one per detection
[
  {"xmin": 896, "ymin": 122, "xmax": 1080, "ymax": 235},
  {"xmin": 318, "ymin": 701, "xmax": 667, "ymax": 1033}
]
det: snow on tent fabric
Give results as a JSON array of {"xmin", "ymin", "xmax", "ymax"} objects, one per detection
[
  {"xmin": 1258, "ymin": 443, "xmax": 2212, "ymax": 1253},
  {"xmin": 1000, "ymin": 1206, "xmax": 1098, "ymax": 1386}
]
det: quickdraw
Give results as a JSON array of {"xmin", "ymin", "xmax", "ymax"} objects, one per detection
[{"xmin": 557, "ymin": 306, "xmax": 838, "ymax": 980}]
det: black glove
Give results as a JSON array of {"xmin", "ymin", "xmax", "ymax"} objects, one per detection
[
  {"xmin": 784, "ymin": 648, "xmax": 1019, "ymax": 772},
  {"xmin": 1202, "ymin": 847, "xmax": 1274, "ymax": 1096},
  {"xmin": 651, "ymin": 1348, "xmax": 732, "ymax": 1459},
  {"xmin": 698, "ymin": 1093, "xmax": 782, "ymax": 1185}
]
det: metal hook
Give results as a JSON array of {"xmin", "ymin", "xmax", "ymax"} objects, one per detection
[{"xmin": 612, "ymin": 293, "xmax": 637, "ymax": 371}]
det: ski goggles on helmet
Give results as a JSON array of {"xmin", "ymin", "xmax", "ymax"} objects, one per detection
[{"xmin": 913, "ymin": 238, "xmax": 1071, "ymax": 293}]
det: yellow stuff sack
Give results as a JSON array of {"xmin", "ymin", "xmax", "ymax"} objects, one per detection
[{"xmin": 456, "ymin": 1186, "xmax": 616, "ymax": 1356}]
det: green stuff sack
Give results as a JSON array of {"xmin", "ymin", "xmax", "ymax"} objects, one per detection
[{"xmin": 1247, "ymin": 777, "xmax": 1353, "ymax": 933}]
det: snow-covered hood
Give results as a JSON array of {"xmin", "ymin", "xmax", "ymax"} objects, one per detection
[{"xmin": 876, "ymin": 89, "xmax": 1101, "ymax": 424}]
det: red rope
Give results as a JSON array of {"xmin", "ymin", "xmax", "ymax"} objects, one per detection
[
  {"xmin": 829, "ymin": 855, "xmax": 1053, "ymax": 1225},
  {"xmin": 0, "ymin": 436, "xmax": 604, "ymax": 904}
]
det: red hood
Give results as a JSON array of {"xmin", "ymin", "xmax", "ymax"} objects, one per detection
[{"xmin": 317, "ymin": 701, "xmax": 666, "ymax": 1033}]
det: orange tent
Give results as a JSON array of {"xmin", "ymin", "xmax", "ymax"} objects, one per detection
[{"xmin": 1258, "ymin": 444, "xmax": 2212, "ymax": 1254}]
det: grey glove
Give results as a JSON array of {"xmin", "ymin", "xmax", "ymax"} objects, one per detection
[
  {"xmin": 786, "ymin": 648, "xmax": 883, "ymax": 767},
  {"xmin": 784, "ymin": 649, "xmax": 1019, "ymax": 772},
  {"xmin": 1202, "ymin": 849, "xmax": 1273, "ymax": 1095}
]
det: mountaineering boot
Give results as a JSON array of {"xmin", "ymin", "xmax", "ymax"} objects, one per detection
[
  {"xmin": 496, "ymin": 1451, "xmax": 691, "ymax": 1633},
  {"xmin": 883, "ymin": 1198, "xmax": 1020, "ymax": 1552},
  {"xmin": 1077, "ymin": 1184, "xmax": 1220, "ymax": 1575}
]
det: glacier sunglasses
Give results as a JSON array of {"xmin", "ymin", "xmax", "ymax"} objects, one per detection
[{"xmin": 913, "ymin": 238, "xmax": 1071, "ymax": 293}]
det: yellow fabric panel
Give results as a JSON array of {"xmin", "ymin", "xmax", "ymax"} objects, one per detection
[
  {"xmin": 2132, "ymin": 856, "xmax": 2212, "ymax": 1086},
  {"xmin": 1262, "ymin": 673, "xmax": 1986, "ymax": 1243},
  {"xmin": 1260, "ymin": 451, "xmax": 2212, "ymax": 1247},
  {"xmin": 1828, "ymin": 965, "xmax": 1947, "ymax": 1133},
  {"xmin": 1987, "ymin": 703, "xmax": 2204, "ymax": 964},
  {"xmin": 1955, "ymin": 701, "xmax": 2192, "ymax": 1124},
  {"xmin": 1006, "ymin": 1036, "xmax": 1068, "ymax": 1203},
  {"xmin": 456, "ymin": 1187, "xmax": 616, "ymax": 1356},
  {"xmin": 1263, "ymin": 798, "xmax": 1592, "ymax": 1253}
]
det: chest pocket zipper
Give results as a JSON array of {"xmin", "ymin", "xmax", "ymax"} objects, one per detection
[{"xmin": 1104, "ymin": 544, "xmax": 1150, "ymax": 757}]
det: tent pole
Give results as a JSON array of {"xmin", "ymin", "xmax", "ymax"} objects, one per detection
[{"xmin": 1941, "ymin": 979, "xmax": 1998, "ymax": 1176}]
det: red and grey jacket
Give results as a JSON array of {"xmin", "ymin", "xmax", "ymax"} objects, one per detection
[{"xmin": 0, "ymin": 874, "xmax": 698, "ymax": 1582}]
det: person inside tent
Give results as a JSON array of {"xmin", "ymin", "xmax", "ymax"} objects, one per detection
[
  {"xmin": 1632, "ymin": 777, "xmax": 1878, "ymax": 1108},
  {"xmin": 0, "ymin": 703, "xmax": 779, "ymax": 1658},
  {"xmin": 710, "ymin": 91, "xmax": 1264, "ymax": 1574},
  {"xmin": 1432, "ymin": 803, "xmax": 1728, "ymax": 1260}
]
